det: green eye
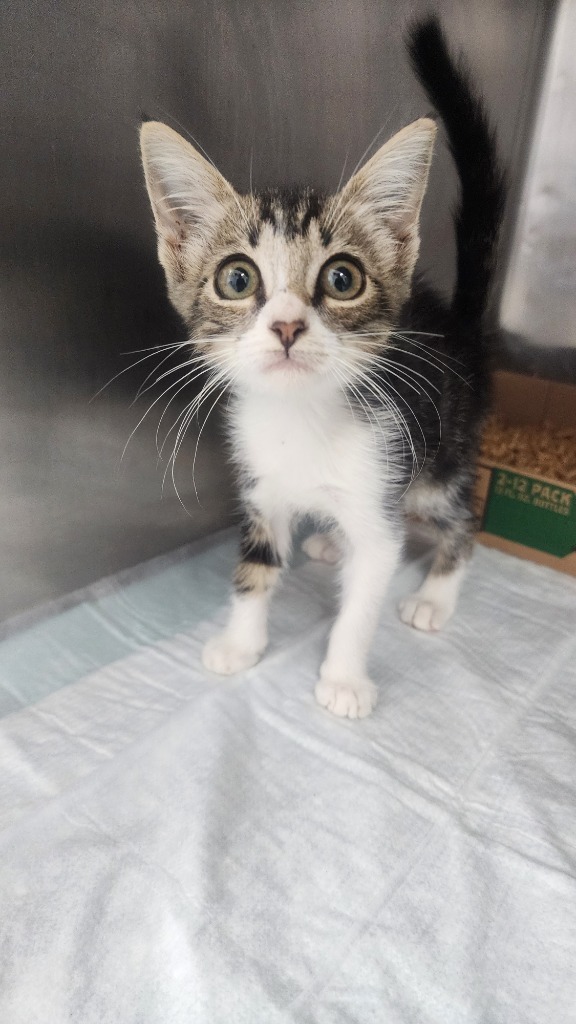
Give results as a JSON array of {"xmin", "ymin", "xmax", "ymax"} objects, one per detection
[
  {"xmin": 215, "ymin": 257, "xmax": 260, "ymax": 300},
  {"xmin": 319, "ymin": 256, "xmax": 365, "ymax": 300}
]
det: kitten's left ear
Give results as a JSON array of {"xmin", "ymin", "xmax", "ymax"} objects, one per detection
[{"xmin": 339, "ymin": 117, "xmax": 437, "ymax": 242}]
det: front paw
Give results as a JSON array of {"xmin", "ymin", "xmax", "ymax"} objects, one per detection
[
  {"xmin": 315, "ymin": 666, "xmax": 377, "ymax": 719},
  {"xmin": 398, "ymin": 594, "xmax": 453, "ymax": 632},
  {"xmin": 202, "ymin": 633, "xmax": 263, "ymax": 675}
]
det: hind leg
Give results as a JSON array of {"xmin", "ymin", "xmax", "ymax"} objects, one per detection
[
  {"xmin": 399, "ymin": 516, "xmax": 473, "ymax": 632},
  {"xmin": 301, "ymin": 529, "xmax": 343, "ymax": 564}
]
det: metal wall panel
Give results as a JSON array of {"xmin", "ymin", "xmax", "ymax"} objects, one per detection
[
  {"xmin": 0, "ymin": 0, "xmax": 554, "ymax": 620},
  {"xmin": 500, "ymin": 0, "xmax": 576, "ymax": 349}
]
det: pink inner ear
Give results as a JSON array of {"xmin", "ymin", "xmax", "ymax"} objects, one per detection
[
  {"xmin": 172, "ymin": 217, "xmax": 186, "ymax": 244},
  {"xmin": 390, "ymin": 218, "xmax": 418, "ymax": 245}
]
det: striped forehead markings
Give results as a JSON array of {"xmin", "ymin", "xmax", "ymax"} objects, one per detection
[{"xmin": 247, "ymin": 188, "xmax": 332, "ymax": 247}]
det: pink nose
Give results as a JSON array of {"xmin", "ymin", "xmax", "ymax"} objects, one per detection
[{"xmin": 270, "ymin": 320, "xmax": 307, "ymax": 354}]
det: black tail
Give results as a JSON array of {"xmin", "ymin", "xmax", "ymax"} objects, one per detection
[{"xmin": 406, "ymin": 15, "xmax": 506, "ymax": 323}]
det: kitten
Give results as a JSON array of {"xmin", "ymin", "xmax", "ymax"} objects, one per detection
[{"xmin": 139, "ymin": 16, "xmax": 505, "ymax": 718}]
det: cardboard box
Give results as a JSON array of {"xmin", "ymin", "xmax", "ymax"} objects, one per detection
[{"xmin": 475, "ymin": 372, "xmax": 576, "ymax": 576}]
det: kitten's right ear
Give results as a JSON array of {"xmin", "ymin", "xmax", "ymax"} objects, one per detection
[{"xmin": 139, "ymin": 121, "xmax": 233, "ymax": 247}]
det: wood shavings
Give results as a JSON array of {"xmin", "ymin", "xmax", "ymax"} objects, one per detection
[{"xmin": 481, "ymin": 415, "xmax": 576, "ymax": 486}]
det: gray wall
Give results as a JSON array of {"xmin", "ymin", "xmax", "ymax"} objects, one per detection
[{"xmin": 0, "ymin": 0, "xmax": 555, "ymax": 621}]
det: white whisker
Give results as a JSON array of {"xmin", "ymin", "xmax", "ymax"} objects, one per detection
[
  {"xmin": 155, "ymin": 365, "xmax": 213, "ymax": 456},
  {"xmin": 133, "ymin": 349, "xmax": 188, "ymax": 403},
  {"xmin": 163, "ymin": 363, "xmax": 235, "ymax": 511},
  {"xmin": 337, "ymin": 355, "xmax": 423, "ymax": 483},
  {"xmin": 121, "ymin": 340, "xmax": 191, "ymax": 355},
  {"xmin": 140, "ymin": 354, "xmax": 206, "ymax": 397},
  {"xmin": 191, "ymin": 369, "xmax": 240, "ymax": 505},
  {"xmin": 121, "ymin": 365, "xmax": 207, "ymax": 462},
  {"xmin": 91, "ymin": 348, "xmax": 179, "ymax": 402}
]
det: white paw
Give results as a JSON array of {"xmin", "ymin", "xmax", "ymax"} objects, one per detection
[
  {"xmin": 398, "ymin": 594, "xmax": 453, "ymax": 632},
  {"xmin": 315, "ymin": 667, "xmax": 377, "ymax": 719},
  {"xmin": 301, "ymin": 533, "xmax": 341, "ymax": 564},
  {"xmin": 202, "ymin": 633, "xmax": 262, "ymax": 675}
]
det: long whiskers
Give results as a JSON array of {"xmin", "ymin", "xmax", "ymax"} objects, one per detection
[
  {"xmin": 333, "ymin": 365, "xmax": 393, "ymax": 467},
  {"xmin": 191, "ymin": 366, "xmax": 239, "ymax": 506},
  {"xmin": 350, "ymin": 346, "xmax": 442, "ymax": 395},
  {"xmin": 154, "ymin": 363, "xmax": 213, "ymax": 456},
  {"xmin": 138, "ymin": 353, "xmax": 207, "ymax": 399},
  {"xmin": 391, "ymin": 334, "xmax": 471, "ymax": 385},
  {"xmin": 350, "ymin": 346, "xmax": 443, "ymax": 446},
  {"xmin": 120, "ymin": 362, "xmax": 210, "ymax": 463},
  {"xmin": 335, "ymin": 329, "xmax": 471, "ymax": 392},
  {"xmin": 331, "ymin": 352, "xmax": 415, "ymax": 479},
  {"xmin": 350, "ymin": 364, "xmax": 422, "ymax": 482},
  {"xmin": 160, "ymin": 361, "xmax": 230, "ymax": 465},
  {"xmin": 162, "ymin": 359, "xmax": 237, "ymax": 512},
  {"xmin": 91, "ymin": 333, "xmax": 231, "ymax": 404},
  {"xmin": 90, "ymin": 342, "xmax": 187, "ymax": 402},
  {"xmin": 332, "ymin": 343, "xmax": 442, "ymax": 488},
  {"xmin": 133, "ymin": 347, "xmax": 192, "ymax": 404}
]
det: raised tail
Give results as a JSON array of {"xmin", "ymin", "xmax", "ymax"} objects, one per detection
[{"xmin": 406, "ymin": 15, "xmax": 506, "ymax": 324}]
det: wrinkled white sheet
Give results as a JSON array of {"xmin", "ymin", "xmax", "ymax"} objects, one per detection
[{"xmin": 1, "ymin": 531, "xmax": 575, "ymax": 1024}]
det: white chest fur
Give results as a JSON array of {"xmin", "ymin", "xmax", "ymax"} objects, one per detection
[{"xmin": 230, "ymin": 389, "xmax": 389, "ymax": 526}]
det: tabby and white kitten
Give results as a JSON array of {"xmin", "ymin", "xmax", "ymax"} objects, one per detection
[{"xmin": 139, "ymin": 17, "xmax": 504, "ymax": 718}]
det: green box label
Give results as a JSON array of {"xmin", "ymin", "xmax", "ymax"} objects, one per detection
[{"xmin": 483, "ymin": 469, "xmax": 576, "ymax": 558}]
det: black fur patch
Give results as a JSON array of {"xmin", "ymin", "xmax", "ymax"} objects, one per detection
[
  {"xmin": 254, "ymin": 187, "xmax": 329, "ymax": 242},
  {"xmin": 300, "ymin": 193, "xmax": 322, "ymax": 237},
  {"xmin": 320, "ymin": 226, "xmax": 333, "ymax": 247},
  {"xmin": 239, "ymin": 516, "xmax": 282, "ymax": 568},
  {"xmin": 258, "ymin": 192, "xmax": 277, "ymax": 231}
]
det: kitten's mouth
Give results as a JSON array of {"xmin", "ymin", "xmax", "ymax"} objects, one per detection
[{"xmin": 263, "ymin": 352, "xmax": 316, "ymax": 375}]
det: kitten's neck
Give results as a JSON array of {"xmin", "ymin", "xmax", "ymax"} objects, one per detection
[{"xmin": 231, "ymin": 373, "xmax": 341, "ymax": 410}]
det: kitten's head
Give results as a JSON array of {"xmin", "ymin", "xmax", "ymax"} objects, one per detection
[{"xmin": 140, "ymin": 118, "xmax": 436, "ymax": 395}]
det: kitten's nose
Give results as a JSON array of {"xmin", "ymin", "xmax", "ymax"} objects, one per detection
[{"xmin": 270, "ymin": 320, "xmax": 307, "ymax": 354}]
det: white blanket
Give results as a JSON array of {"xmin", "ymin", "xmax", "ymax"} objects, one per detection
[{"xmin": 1, "ymin": 532, "xmax": 575, "ymax": 1023}]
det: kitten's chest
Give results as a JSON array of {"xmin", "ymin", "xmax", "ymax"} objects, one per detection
[{"xmin": 231, "ymin": 395, "xmax": 379, "ymax": 511}]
